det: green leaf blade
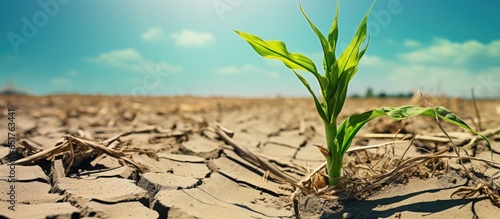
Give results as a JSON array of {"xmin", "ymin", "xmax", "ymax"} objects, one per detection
[
  {"xmin": 299, "ymin": 3, "xmax": 333, "ymax": 76},
  {"xmin": 235, "ymin": 30, "xmax": 318, "ymax": 76},
  {"xmin": 327, "ymin": 0, "xmax": 340, "ymax": 61},
  {"xmin": 293, "ymin": 70, "xmax": 328, "ymax": 122},
  {"xmin": 332, "ymin": 66, "xmax": 357, "ymax": 120},
  {"xmin": 337, "ymin": 3, "xmax": 373, "ymax": 81},
  {"xmin": 336, "ymin": 106, "xmax": 492, "ymax": 155}
]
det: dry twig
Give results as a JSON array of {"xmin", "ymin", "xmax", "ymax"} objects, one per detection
[{"xmin": 214, "ymin": 123, "xmax": 299, "ymax": 185}]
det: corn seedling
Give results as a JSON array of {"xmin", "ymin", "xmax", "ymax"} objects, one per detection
[{"xmin": 235, "ymin": 2, "xmax": 491, "ymax": 185}]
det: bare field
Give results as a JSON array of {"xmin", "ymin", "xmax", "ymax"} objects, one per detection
[{"xmin": 1, "ymin": 95, "xmax": 499, "ymax": 218}]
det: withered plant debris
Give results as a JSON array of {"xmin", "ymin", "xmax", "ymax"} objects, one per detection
[{"xmin": 13, "ymin": 126, "xmax": 191, "ymax": 175}]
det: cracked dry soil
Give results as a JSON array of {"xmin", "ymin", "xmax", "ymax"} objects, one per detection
[{"xmin": 1, "ymin": 95, "xmax": 499, "ymax": 218}]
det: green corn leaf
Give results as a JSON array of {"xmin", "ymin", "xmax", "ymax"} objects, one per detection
[
  {"xmin": 292, "ymin": 70, "xmax": 327, "ymax": 122},
  {"xmin": 327, "ymin": 60, "xmax": 340, "ymax": 100},
  {"xmin": 336, "ymin": 106, "xmax": 492, "ymax": 155},
  {"xmin": 332, "ymin": 66, "xmax": 357, "ymax": 120},
  {"xmin": 327, "ymin": 1, "xmax": 340, "ymax": 52},
  {"xmin": 337, "ymin": 3, "xmax": 372, "ymax": 77},
  {"xmin": 235, "ymin": 30, "xmax": 319, "ymax": 76},
  {"xmin": 358, "ymin": 36, "xmax": 370, "ymax": 64},
  {"xmin": 326, "ymin": 1, "xmax": 340, "ymax": 73},
  {"xmin": 299, "ymin": 2, "xmax": 333, "ymax": 77},
  {"xmin": 326, "ymin": 94, "xmax": 336, "ymax": 122}
]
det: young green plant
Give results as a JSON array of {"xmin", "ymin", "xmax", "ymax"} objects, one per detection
[{"xmin": 235, "ymin": 2, "xmax": 491, "ymax": 185}]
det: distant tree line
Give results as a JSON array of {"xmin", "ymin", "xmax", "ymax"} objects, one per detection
[
  {"xmin": 0, "ymin": 85, "xmax": 29, "ymax": 95},
  {"xmin": 351, "ymin": 87, "xmax": 413, "ymax": 99}
]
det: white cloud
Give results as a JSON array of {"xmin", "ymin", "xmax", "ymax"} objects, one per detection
[
  {"xmin": 50, "ymin": 70, "xmax": 79, "ymax": 86},
  {"xmin": 51, "ymin": 78, "xmax": 71, "ymax": 85},
  {"xmin": 294, "ymin": 38, "xmax": 500, "ymax": 98},
  {"xmin": 360, "ymin": 55, "xmax": 393, "ymax": 68},
  {"xmin": 357, "ymin": 53, "xmax": 499, "ymax": 98},
  {"xmin": 216, "ymin": 66, "xmax": 241, "ymax": 75},
  {"xmin": 403, "ymin": 39, "xmax": 421, "ymax": 48},
  {"xmin": 142, "ymin": 26, "xmax": 164, "ymax": 42},
  {"xmin": 490, "ymin": 41, "xmax": 500, "ymax": 57},
  {"xmin": 87, "ymin": 48, "xmax": 182, "ymax": 73},
  {"xmin": 353, "ymin": 38, "xmax": 500, "ymax": 97},
  {"xmin": 267, "ymin": 72, "xmax": 280, "ymax": 79},
  {"xmin": 385, "ymin": 39, "xmax": 396, "ymax": 45},
  {"xmin": 399, "ymin": 38, "xmax": 500, "ymax": 66},
  {"xmin": 216, "ymin": 64, "xmax": 280, "ymax": 78},
  {"xmin": 67, "ymin": 70, "xmax": 79, "ymax": 76},
  {"xmin": 388, "ymin": 65, "xmax": 499, "ymax": 97},
  {"xmin": 170, "ymin": 29, "xmax": 215, "ymax": 47}
]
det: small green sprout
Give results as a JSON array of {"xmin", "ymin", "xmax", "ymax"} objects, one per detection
[{"xmin": 235, "ymin": 2, "xmax": 491, "ymax": 185}]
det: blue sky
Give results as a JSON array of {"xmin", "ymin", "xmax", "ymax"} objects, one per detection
[{"xmin": 1, "ymin": 0, "xmax": 499, "ymax": 98}]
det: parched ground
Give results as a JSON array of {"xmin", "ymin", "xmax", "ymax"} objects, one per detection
[{"xmin": 0, "ymin": 95, "xmax": 499, "ymax": 219}]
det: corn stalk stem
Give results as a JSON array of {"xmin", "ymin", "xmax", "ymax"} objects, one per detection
[{"xmin": 325, "ymin": 123, "xmax": 342, "ymax": 185}]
